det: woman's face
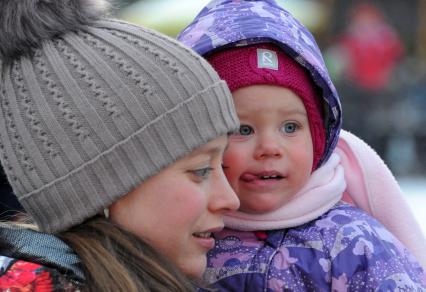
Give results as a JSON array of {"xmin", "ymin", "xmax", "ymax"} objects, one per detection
[{"xmin": 109, "ymin": 135, "xmax": 239, "ymax": 278}]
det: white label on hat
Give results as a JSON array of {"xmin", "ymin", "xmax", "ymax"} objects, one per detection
[{"xmin": 257, "ymin": 49, "xmax": 278, "ymax": 70}]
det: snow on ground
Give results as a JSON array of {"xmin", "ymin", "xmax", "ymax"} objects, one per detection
[{"xmin": 398, "ymin": 177, "xmax": 426, "ymax": 237}]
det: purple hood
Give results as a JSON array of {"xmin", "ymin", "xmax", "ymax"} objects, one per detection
[{"xmin": 178, "ymin": 0, "xmax": 342, "ymax": 166}]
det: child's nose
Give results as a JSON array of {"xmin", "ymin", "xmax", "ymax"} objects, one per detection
[{"xmin": 254, "ymin": 133, "xmax": 283, "ymax": 159}]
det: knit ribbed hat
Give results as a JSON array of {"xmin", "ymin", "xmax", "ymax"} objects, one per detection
[
  {"xmin": 207, "ymin": 44, "xmax": 325, "ymax": 170},
  {"xmin": 0, "ymin": 0, "xmax": 239, "ymax": 233}
]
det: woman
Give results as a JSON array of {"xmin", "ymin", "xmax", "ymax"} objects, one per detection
[{"xmin": 0, "ymin": 0, "xmax": 240, "ymax": 290}]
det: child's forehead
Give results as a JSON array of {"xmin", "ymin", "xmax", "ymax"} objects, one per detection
[{"xmin": 232, "ymin": 85, "xmax": 307, "ymax": 115}]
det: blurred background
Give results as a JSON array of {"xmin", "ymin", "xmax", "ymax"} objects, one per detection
[
  {"xmin": 115, "ymin": 0, "xmax": 426, "ymax": 178},
  {"xmin": 1, "ymin": 0, "xmax": 425, "ymax": 233}
]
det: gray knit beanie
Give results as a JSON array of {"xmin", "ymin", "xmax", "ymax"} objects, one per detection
[{"xmin": 0, "ymin": 0, "xmax": 239, "ymax": 233}]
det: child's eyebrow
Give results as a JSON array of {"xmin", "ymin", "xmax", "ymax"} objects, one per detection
[
  {"xmin": 277, "ymin": 108, "xmax": 307, "ymax": 116},
  {"xmin": 237, "ymin": 107, "xmax": 307, "ymax": 117}
]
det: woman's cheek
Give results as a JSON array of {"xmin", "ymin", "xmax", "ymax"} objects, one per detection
[
  {"xmin": 223, "ymin": 147, "xmax": 245, "ymax": 183},
  {"xmin": 223, "ymin": 145, "xmax": 240, "ymax": 168}
]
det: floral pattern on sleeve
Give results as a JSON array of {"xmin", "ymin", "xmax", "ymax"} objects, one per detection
[{"xmin": 0, "ymin": 256, "xmax": 79, "ymax": 292}]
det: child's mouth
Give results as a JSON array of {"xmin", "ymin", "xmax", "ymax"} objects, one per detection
[{"xmin": 241, "ymin": 171, "xmax": 284, "ymax": 182}]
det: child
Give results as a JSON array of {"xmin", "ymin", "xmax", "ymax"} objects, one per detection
[
  {"xmin": 178, "ymin": 0, "xmax": 426, "ymax": 290},
  {"xmin": 0, "ymin": 0, "xmax": 240, "ymax": 290}
]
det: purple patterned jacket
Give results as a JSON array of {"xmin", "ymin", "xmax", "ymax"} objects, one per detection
[
  {"xmin": 202, "ymin": 203, "xmax": 426, "ymax": 291},
  {"xmin": 178, "ymin": 1, "xmax": 426, "ymax": 291}
]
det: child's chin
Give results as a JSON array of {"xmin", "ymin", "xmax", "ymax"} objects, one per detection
[{"xmin": 240, "ymin": 201, "xmax": 282, "ymax": 214}]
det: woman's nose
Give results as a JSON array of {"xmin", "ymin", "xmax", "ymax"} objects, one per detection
[{"xmin": 209, "ymin": 170, "xmax": 240, "ymax": 212}]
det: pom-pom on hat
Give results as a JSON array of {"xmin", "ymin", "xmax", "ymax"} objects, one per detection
[
  {"xmin": 0, "ymin": 0, "xmax": 239, "ymax": 233},
  {"xmin": 207, "ymin": 43, "xmax": 325, "ymax": 170}
]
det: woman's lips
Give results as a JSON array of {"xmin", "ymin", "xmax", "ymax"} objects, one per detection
[
  {"xmin": 192, "ymin": 233, "xmax": 215, "ymax": 249},
  {"xmin": 192, "ymin": 226, "xmax": 224, "ymax": 250}
]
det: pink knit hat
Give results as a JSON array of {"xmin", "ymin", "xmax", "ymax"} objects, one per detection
[{"xmin": 207, "ymin": 43, "xmax": 325, "ymax": 170}]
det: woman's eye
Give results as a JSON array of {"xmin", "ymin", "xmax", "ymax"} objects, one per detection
[
  {"xmin": 281, "ymin": 122, "xmax": 298, "ymax": 134},
  {"xmin": 191, "ymin": 167, "xmax": 213, "ymax": 179},
  {"xmin": 238, "ymin": 125, "xmax": 254, "ymax": 136}
]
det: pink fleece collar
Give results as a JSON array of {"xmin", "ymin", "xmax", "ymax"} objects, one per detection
[{"xmin": 224, "ymin": 153, "xmax": 345, "ymax": 231}]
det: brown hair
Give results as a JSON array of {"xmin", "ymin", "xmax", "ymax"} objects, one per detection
[{"xmin": 59, "ymin": 216, "xmax": 195, "ymax": 292}]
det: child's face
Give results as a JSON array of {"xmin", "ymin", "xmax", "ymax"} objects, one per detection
[
  {"xmin": 109, "ymin": 135, "xmax": 239, "ymax": 279},
  {"xmin": 223, "ymin": 85, "xmax": 313, "ymax": 214}
]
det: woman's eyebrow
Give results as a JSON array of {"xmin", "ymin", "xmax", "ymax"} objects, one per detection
[
  {"xmin": 224, "ymin": 143, "xmax": 230, "ymax": 152},
  {"xmin": 190, "ymin": 145, "xmax": 224, "ymax": 159}
]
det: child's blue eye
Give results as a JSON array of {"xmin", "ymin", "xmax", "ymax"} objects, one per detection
[
  {"xmin": 192, "ymin": 167, "xmax": 213, "ymax": 179},
  {"xmin": 238, "ymin": 125, "xmax": 254, "ymax": 136},
  {"xmin": 281, "ymin": 122, "xmax": 298, "ymax": 134}
]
